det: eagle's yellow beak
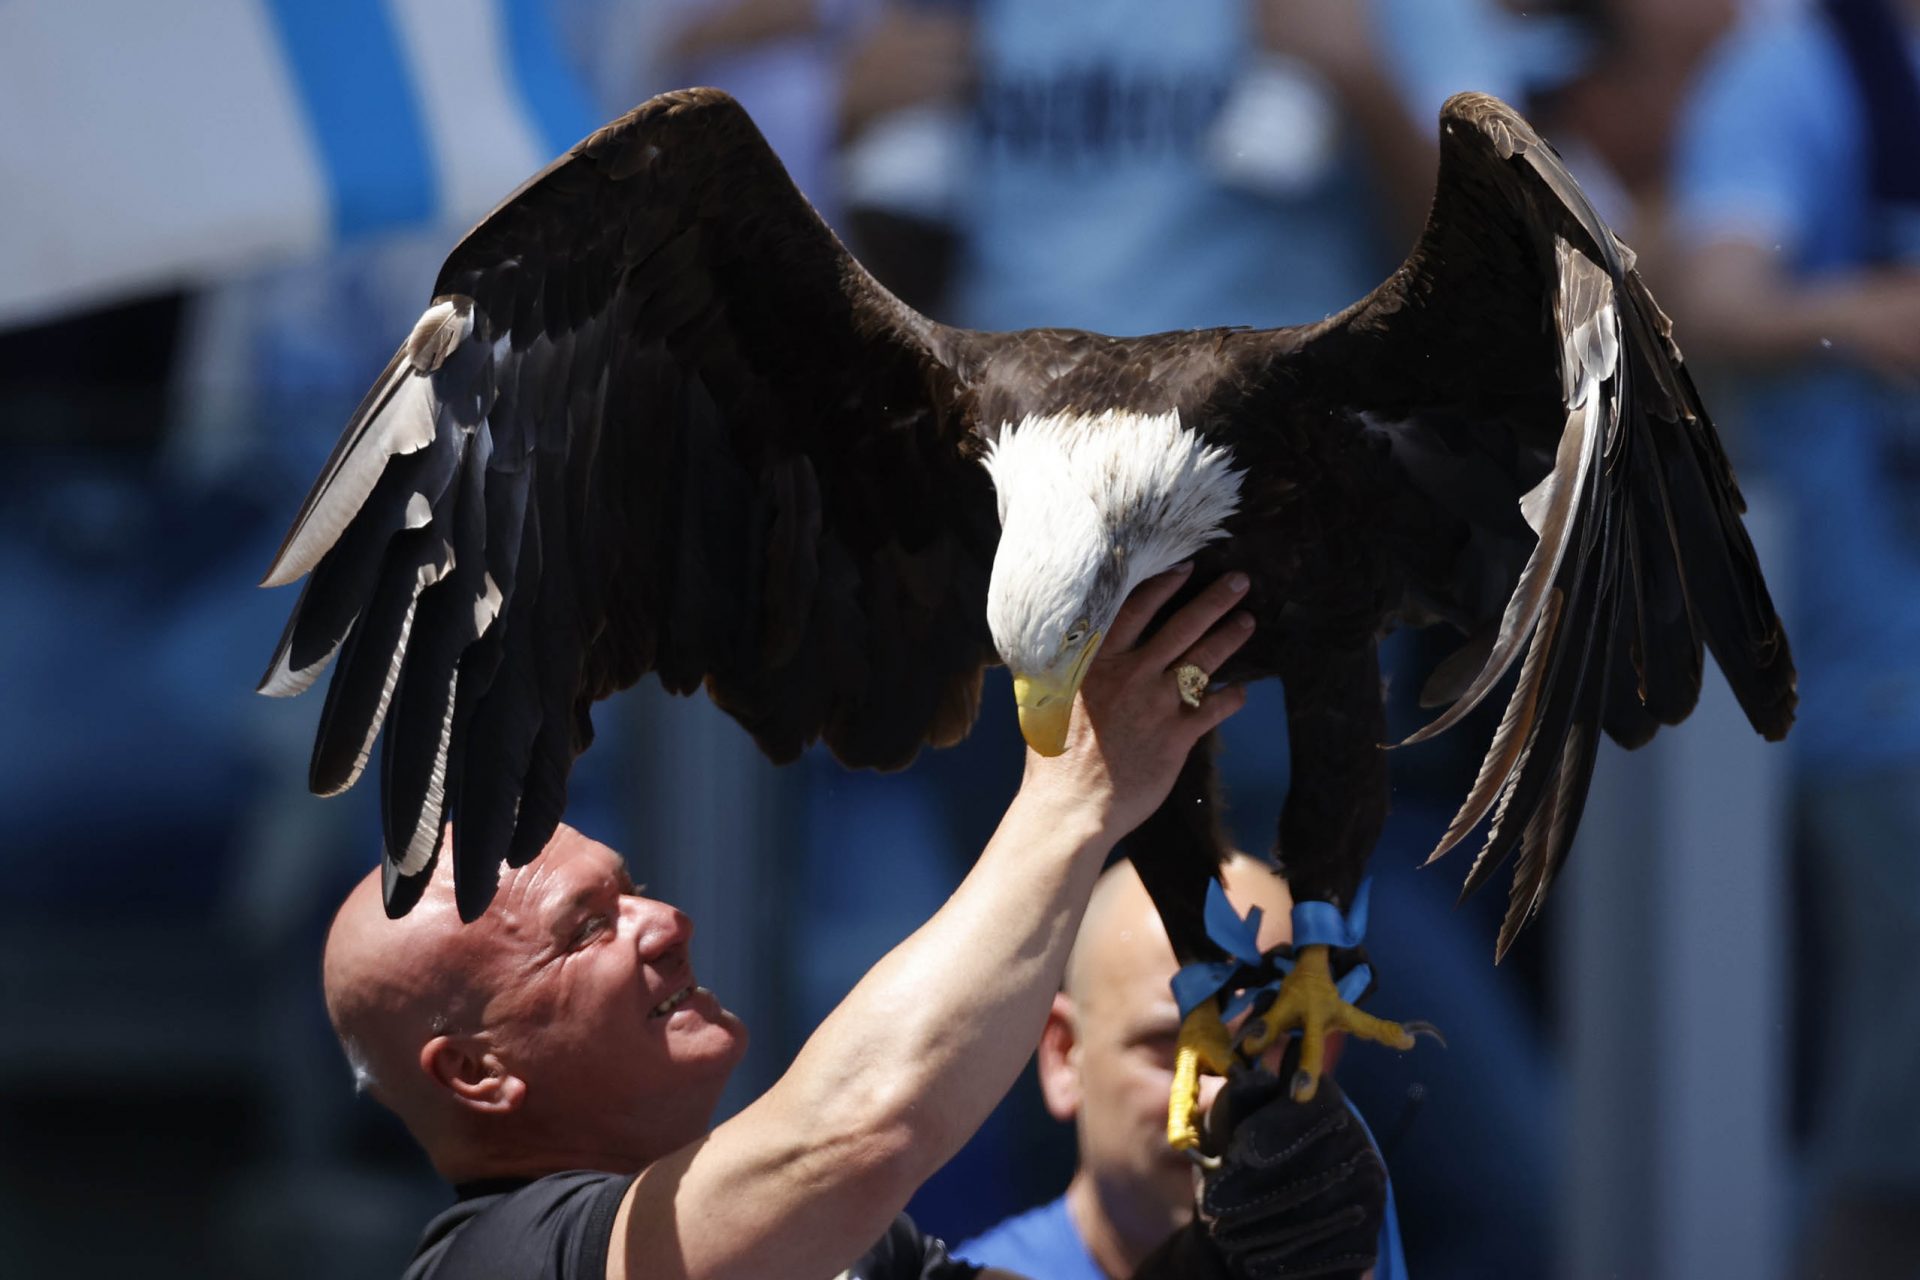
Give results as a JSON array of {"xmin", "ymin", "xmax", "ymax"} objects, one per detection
[{"xmin": 1013, "ymin": 633, "xmax": 1103, "ymax": 756}]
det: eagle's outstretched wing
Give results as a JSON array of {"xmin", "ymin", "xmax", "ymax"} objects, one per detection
[
  {"xmin": 1288, "ymin": 93, "xmax": 1795, "ymax": 955},
  {"xmin": 259, "ymin": 89, "xmax": 1000, "ymax": 918}
]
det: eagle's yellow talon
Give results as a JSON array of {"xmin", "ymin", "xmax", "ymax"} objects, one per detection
[
  {"xmin": 1253, "ymin": 943, "xmax": 1418, "ymax": 1102},
  {"xmin": 1166, "ymin": 946, "xmax": 1426, "ymax": 1147},
  {"xmin": 1167, "ymin": 1003, "xmax": 1234, "ymax": 1151}
]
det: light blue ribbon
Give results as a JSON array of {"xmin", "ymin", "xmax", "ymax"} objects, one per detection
[
  {"xmin": 1290, "ymin": 878, "xmax": 1372, "ymax": 950},
  {"xmin": 1290, "ymin": 879, "xmax": 1374, "ymax": 1004},
  {"xmin": 1170, "ymin": 879, "xmax": 1268, "ymax": 1020},
  {"xmin": 1328, "ymin": 959, "xmax": 1375, "ymax": 1005},
  {"xmin": 1169, "ymin": 878, "xmax": 1377, "ymax": 1019}
]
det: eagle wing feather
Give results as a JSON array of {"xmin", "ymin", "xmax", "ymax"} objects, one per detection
[
  {"xmin": 1286, "ymin": 92, "xmax": 1795, "ymax": 954},
  {"xmin": 260, "ymin": 89, "xmax": 1000, "ymax": 917}
]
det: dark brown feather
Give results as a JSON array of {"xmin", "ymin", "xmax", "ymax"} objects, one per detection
[
  {"xmin": 262, "ymin": 89, "xmax": 998, "ymax": 913},
  {"xmin": 1265, "ymin": 91, "xmax": 1795, "ymax": 952}
]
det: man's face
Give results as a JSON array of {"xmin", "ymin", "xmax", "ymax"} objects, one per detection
[
  {"xmin": 1050, "ymin": 861, "xmax": 1294, "ymax": 1242},
  {"xmin": 1064, "ymin": 911, "xmax": 1198, "ymax": 1233},
  {"xmin": 476, "ymin": 830, "xmax": 747, "ymax": 1127}
]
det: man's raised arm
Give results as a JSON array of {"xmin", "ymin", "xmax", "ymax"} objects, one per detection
[{"xmin": 608, "ymin": 568, "xmax": 1254, "ymax": 1280}]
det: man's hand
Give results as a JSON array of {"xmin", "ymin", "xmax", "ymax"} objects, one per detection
[
  {"xmin": 1255, "ymin": 0, "xmax": 1382, "ymax": 98},
  {"xmin": 1133, "ymin": 1056, "xmax": 1386, "ymax": 1280},
  {"xmin": 1020, "ymin": 567, "xmax": 1253, "ymax": 842},
  {"xmin": 1249, "ymin": 0, "xmax": 1433, "ymax": 244},
  {"xmin": 664, "ymin": 0, "xmax": 818, "ymax": 67}
]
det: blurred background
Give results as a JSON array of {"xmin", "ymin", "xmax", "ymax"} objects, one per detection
[{"xmin": 2, "ymin": 0, "xmax": 1915, "ymax": 1275}]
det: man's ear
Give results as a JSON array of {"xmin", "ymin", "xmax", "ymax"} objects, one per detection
[
  {"xmin": 422, "ymin": 1035, "xmax": 527, "ymax": 1114},
  {"xmin": 1035, "ymin": 992, "xmax": 1081, "ymax": 1122}
]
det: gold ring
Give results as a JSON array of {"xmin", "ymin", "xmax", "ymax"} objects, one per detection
[{"xmin": 1174, "ymin": 663, "xmax": 1210, "ymax": 708}]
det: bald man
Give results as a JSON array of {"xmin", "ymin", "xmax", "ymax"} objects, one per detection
[
  {"xmin": 320, "ymin": 569, "xmax": 1368, "ymax": 1280},
  {"xmin": 956, "ymin": 857, "xmax": 1399, "ymax": 1280}
]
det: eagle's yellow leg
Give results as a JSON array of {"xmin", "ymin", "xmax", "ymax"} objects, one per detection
[
  {"xmin": 1240, "ymin": 944, "xmax": 1416, "ymax": 1100},
  {"xmin": 1167, "ymin": 1002, "xmax": 1235, "ymax": 1152}
]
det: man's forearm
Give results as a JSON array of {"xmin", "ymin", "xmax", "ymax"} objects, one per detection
[
  {"xmin": 1254, "ymin": 0, "xmax": 1436, "ymax": 245},
  {"xmin": 619, "ymin": 785, "xmax": 1118, "ymax": 1280},
  {"xmin": 622, "ymin": 570, "xmax": 1251, "ymax": 1280},
  {"xmin": 1325, "ymin": 61, "xmax": 1437, "ymax": 247},
  {"xmin": 772, "ymin": 781, "xmax": 1114, "ymax": 1179},
  {"xmin": 756, "ymin": 570, "xmax": 1255, "ymax": 1197},
  {"xmin": 1680, "ymin": 238, "xmax": 1920, "ymax": 374},
  {"xmin": 1691, "ymin": 271, "xmax": 1861, "ymax": 362}
]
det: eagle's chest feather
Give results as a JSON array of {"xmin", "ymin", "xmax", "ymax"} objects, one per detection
[{"xmin": 1148, "ymin": 405, "xmax": 1417, "ymax": 678}]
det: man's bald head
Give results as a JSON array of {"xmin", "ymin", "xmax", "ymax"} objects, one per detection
[
  {"xmin": 321, "ymin": 822, "xmax": 745, "ymax": 1182},
  {"xmin": 1064, "ymin": 854, "xmax": 1294, "ymax": 1007},
  {"xmin": 1035, "ymin": 854, "xmax": 1295, "ymax": 1275},
  {"xmin": 322, "ymin": 826, "xmax": 515, "ymax": 1109}
]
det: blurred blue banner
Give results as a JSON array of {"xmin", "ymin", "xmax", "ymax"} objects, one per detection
[{"xmin": 0, "ymin": 0, "xmax": 595, "ymax": 328}]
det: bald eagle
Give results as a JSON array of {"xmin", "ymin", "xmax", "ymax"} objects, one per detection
[{"xmin": 260, "ymin": 88, "xmax": 1793, "ymax": 1131}]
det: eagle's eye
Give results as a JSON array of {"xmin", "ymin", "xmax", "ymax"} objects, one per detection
[{"xmin": 1064, "ymin": 620, "xmax": 1089, "ymax": 650}]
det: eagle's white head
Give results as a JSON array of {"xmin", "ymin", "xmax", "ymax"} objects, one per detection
[{"xmin": 981, "ymin": 409, "xmax": 1244, "ymax": 755}]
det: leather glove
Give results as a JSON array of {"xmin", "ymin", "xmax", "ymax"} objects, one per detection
[{"xmin": 1133, "ymin": 1050, "xmax": 1386, "ymax": 1280}]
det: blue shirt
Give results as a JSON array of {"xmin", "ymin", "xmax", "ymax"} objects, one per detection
[
  {"xmin": 956, "ymin": 0, "xmax": 1517, "ymax": 335},
  {"xmin": 955, "ymin": 1196, "xmax": 1105, "ymax": 1280},
  {"xmin": 955, "ymin": 1102, "xmax": 1408, "ymax": 1279},
  {"xmin": 1673, "ymin": 13, "xmax": 1920, "ymax": 771}
]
